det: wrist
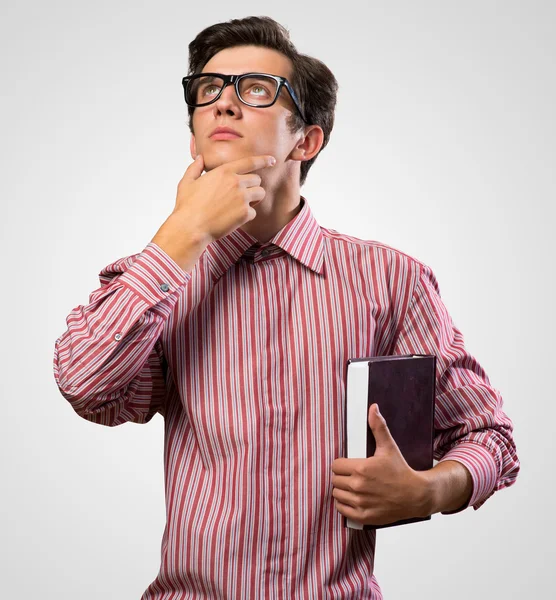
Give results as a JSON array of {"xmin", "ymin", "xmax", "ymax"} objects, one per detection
[
  {"xmin": 416, "ymin": 461, "xmax": 474, "ymax": 516},
  {"xmin": 152, "ymin": 219, "xmax": 210, "ymax": 253},
  {"xmin": 150, "ymin": 218, "xmax": 210, "ymax": 274},
  {"xmin": 165, "ymin": 213, "xmax": 212, "ymax": 248},
  {"xmin": 413, "ymin": 469, "xmax": 437, "ymax": 518}
]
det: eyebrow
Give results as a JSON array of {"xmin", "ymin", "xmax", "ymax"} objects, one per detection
[{"xmin": 199, "ymin": 72, "xmax": 276, "ymax": 78}]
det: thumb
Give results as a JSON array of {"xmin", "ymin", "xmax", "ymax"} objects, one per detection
[
  {"xmin": 368, "ymin": 404, "xmax": 395, "ymax": 451},
  {"xmin": 183, "ymin": 154, "xmax": 204, "ymax": 181}
]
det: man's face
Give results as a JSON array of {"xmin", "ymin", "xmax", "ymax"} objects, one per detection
[{"xmin": 190, "ymin": 45, "xmax": 304, "ymax": 172}]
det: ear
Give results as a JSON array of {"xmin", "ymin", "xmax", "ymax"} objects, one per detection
[
  {"xmin": 190, "ymin": 133, "xmax": 197, "ymax": 161},
  {"xmin": 290, "ymin": 125, "xmax": 324, "ymax": 162}
]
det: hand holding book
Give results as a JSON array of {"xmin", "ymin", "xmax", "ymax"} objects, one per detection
[{"xmin": 331, "ymin": 403, "xmax": 433, "ymax": 527}]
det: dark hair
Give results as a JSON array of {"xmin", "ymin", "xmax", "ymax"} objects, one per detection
[{"xmin": 186, "ymin": 16, "xmax": 338, "ymax": 187}]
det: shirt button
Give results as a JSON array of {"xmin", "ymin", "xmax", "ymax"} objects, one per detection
[
  {"xmin": 114, "ymin": 333, "xmax": 122, "ymax": 341},
  {"xmin": 160, "ymin": 283, "xmax": 170, "ymax": 292},
  {"xmin": 261, "ymin": 250, "xmax": 270, "ymax": 257}
]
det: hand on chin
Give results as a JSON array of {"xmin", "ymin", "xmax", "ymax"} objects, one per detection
[{"xmin": 203, "ymin": 147, "xmax": 252, "ymax": 171}]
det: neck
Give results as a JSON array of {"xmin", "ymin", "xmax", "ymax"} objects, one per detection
[{"xmin": 239, "ymin": 162, "xmax": 302, "ymax": 243}]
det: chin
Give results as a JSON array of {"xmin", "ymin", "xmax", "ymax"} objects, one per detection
[{"xmin": 202, "ymin": 146, "xmax": 253, "ymax": 171}]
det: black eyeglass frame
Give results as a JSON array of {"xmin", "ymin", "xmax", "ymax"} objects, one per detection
[{"xmin": 182, "ymin": 72, "xmax": 308, "ymax": 123}]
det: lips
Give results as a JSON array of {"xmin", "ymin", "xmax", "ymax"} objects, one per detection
[{"xmin": 210, "ymin": 126, "xmax": 242, "ymax": 138}]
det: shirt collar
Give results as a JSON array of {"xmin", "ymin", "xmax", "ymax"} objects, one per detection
[{"xmin": 204, "ymin": 196, "xmax": 325, "ymax": 283}]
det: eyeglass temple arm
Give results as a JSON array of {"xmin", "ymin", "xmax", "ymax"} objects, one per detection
[{"xmin": 283, "ymin": 81, "xmax": 307, "ymax": 123}]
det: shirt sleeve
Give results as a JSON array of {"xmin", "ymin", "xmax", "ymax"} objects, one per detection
[
  {"xmin": 390, "ymin": 261, "xmax": 520, "ymax": 514},
  {"xmin": 53, "ymin": 242, "xmax": 191, "ymax": 427}
]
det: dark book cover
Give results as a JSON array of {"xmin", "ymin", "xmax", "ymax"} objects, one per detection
[{"xmin": 343, "ymin": 354, "xmax": 436, "ymax": 530}]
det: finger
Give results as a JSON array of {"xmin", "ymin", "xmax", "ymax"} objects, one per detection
[
  {"xmin": 332, "ymin": 487, "xmax": 360, "ymax": 508},
  {"xmin": 334, "ymin": 498, "xmax": 363, "ymax": 523},
  {"xmin": 331, "ymin": 457, "xmax": 366, "ymax": 476},
  {"xmin": 368, "ymin": 404, "xmax": 396, "ymax": 450},
  {"xmin": 246, "ymin": 186, "xmax": 266, "ymax": 207},
  {"xmin": 238, "ymin": 173, "xmax": 262, "ymax": 189},
  {"xmin": 330, "ymin": 474, "xmax": 353, "ymax": 490},
  {"xmin": 182, "ymin": 155, "xmax": 204, "ymax": 181},
  {"xmin": 232, "ymin": 155, "xmax": 276, "ymax": 174}
]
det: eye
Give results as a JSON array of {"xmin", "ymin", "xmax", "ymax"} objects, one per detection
[
  {"xmin": 202, "ymin": 84, "xmax": 220, "ymax": 97},
  {"xmin": 246, "ymin": 83, "xmax": 271, "ymax": 97},
  {"xmin": 250, "ymin": 85, "xmax": 268, "ymax": 96}
]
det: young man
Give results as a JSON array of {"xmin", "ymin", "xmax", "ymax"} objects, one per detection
[{"xmin": 53, "ymin": 16, "xmax": 520, "ymax": 599}]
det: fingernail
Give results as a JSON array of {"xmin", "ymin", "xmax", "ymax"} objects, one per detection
[
  {"xmin": 375, "ymin": 404, "xmax": 380, "ymax": 416},
  {"xmin": 269, "ymin": 156, "xmax": 276, "ymax": 165}
]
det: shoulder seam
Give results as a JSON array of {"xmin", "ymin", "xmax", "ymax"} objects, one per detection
[{"xmin": 320, "ymin": 227, "xmax": 431, "ymax": 272}]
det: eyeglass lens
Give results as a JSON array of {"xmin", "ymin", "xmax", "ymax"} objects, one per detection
[{"xmin": 186, "ymin": 75, "xmax": 279, "ymax": 106}]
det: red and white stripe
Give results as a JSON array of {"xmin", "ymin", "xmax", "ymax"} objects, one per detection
[{"xmin": 53, "ymin": 196, "xmax": 519, "ymax": 598}]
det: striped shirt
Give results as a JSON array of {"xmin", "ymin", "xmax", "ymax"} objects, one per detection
[{"xmin": 53, "ymin": 196, "xmax": 519, "ymax": 599}]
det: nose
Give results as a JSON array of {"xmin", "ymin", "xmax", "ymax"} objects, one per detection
[{"xmin": 212, "ymin": 82, "xmax": 242, "ymax": 119}]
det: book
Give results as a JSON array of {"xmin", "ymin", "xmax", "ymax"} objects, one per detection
[{"xmin": 344, "ymin": 354, "xmax": 436, "ymax": 530}]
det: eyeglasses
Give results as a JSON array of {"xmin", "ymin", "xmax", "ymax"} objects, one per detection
[{"xmin": 182, "ymin": 72, "xmax": 308, "ymax": 123}]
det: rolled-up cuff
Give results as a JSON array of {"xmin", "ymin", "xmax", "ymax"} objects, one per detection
[{"xmin": 438, "ymin": 442, "xmax": 499, "ymax": 514}]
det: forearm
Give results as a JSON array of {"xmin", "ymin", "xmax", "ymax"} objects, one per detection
[
  {"xmin": 419, "ymin": 460, "xmax": 474, "ymax": 516},
  {"xmin": 53, "ymin": 243, "xmax": 189, "ymax": 426}
]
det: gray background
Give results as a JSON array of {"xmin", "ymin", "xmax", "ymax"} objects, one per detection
[{"xmin": 1, "ymin": 0, "xmax": 554, "ymax": 598}]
